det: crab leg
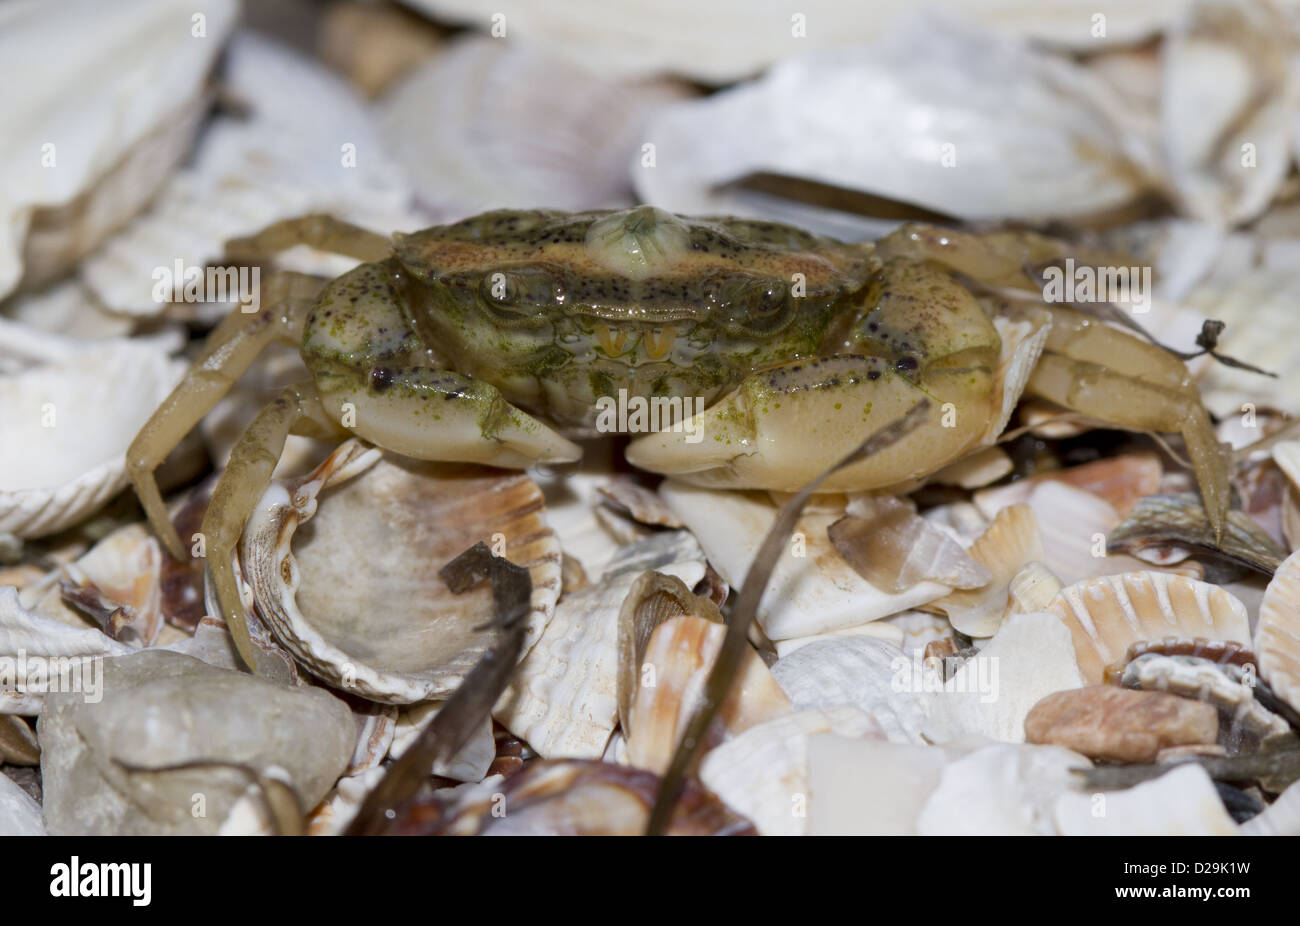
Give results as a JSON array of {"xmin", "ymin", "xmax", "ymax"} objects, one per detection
[
  {"xmin": 224, "ymin": 214, "xmax": 392, "ymax": 263},
  {"xmin": 127, "ymin": 272, "xmax": 324, "ymax": 559},
  {"xmin": 203, "ymin": 381, "xmax": 336, "ymax": 675}
]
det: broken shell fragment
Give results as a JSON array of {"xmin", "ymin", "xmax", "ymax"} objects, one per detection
[
  {"xmin": 389, "ymin": 700, "xmax": 495, "ymax": 783},
  {"xmin": 1256, "ymin": 549, "xmax": 1300, "ymax": 716},
  {"xmin": 1054, "ymin": 764, "xmax": 1238, "ymax": 836},
  {"xmin": 239, "ymin": 439, "xmax": 562, "ymax": 703},
  {"xmin": 0, "ymin": 343, "xmax": 186, "ymax": 538},
  {"xmin": 1046, "ymin": 571, "xmax": 1251, "ymax": 684},
  {"xmin": 933, "ymin": 503, "xmax": 1043, "ymax": 637},
  {"xmin": 1025, "ymin": 685, "xmax": 1220, "ymax": 763},
  {"xmin": 1107, "ymin": 493, "xmax": 1288, "ymax": 577}
]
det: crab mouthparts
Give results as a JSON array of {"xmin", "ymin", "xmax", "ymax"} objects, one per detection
[{"xmin": 593, "ymin": 324, "xmax": 677, "ymax": 360}]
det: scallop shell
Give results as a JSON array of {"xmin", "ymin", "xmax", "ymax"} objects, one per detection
[
  {"xmin": 933, "ymin": 503, "xmax": 1043, "ymax": 637},
  {"xmin": 659, "ymin": 481, "xmax": 950, "ymax": 640},
  {"xmin": 1256, "ymin": 549, "xmax": 1300, "ymax": 715},
  {"xmin": 635, "ymin": 16, "xmax": 1155, "ymax": 222},
  {"xmin": 623, "ymin": 615, "xmax": 790, "ymax": 775},
  {"xmin": 378, "ymin": 36, "xmax": 690, "ymax": 216},
  {"xmin": 698, "ymin": 707, "xmax": 883, "ymax": 836},
  {"xmin": 0, "ymin": 0, "xmax": 238, "ymax": 298},
  {"xmin": 239, "ymin": 439, "xmax": 562, "ymax": 703},
  {"xmin": 1054, "ymin": 764, "xmax": 1238, "ymax": 836},
  {"xmin": 973, "ymin": 453, "xmax": 1163, "ymax": 521},
  {"xmin": 493, "ymin": 530, "xmax": 706, "ymax": 759},
  {"xmin": 0, "ymin": 342, "xmax": 186, "ymax": 538},
  {"xmin": 1046, "ymin": 571, "xmax": 1251, "ymax": 684},
  {"xmin": 1161, "ymin": 0, "xmax": 1298, "ymax": 225},
  {"xmin": 79, "ymin": 31, "xmax": 418, "ymax": 315},
  {"xmin": 770, "ymin": 637, "xmax": 929, "ymax": 744}
]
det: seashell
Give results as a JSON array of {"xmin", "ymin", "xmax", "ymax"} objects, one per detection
[
  {"xmin": 0, "ymin": 770, "xmax": 44, "ymax": 836},
  {"xmin": 1239, "ymin": 778, "xmax": 1300, "ymax": 836},
  {"xmin": 597, "ymin": 477, "xmax": 683, "ymax": 529},
  {"xmin": 1116, "ymin": 654, "xmax": 1294, "ymax": 749},
  {"xmin": 240, "ymin": 439, "xmax": 563, "ymax": 703},
  {"xmin": 494, "ymin": 530, "xmax": 706, "ymax": 759},
  {"xmin": 0, "ymin": 0, "xmax": 239, "ymax": 299},
  {"xmin": 916, "ymin": 743, "xmax": 1092, "ymax": 837},
  {"xmin": 0, "ymin": 282, "xmax": 139, "ymax": 359},
  {"xmin": 1046, "ymin": 571, "xmax": 1251, "ymax": 685},
  {"xmin": 393, "ymin": 760, "xmax": 756, "ymax": 835},
  {"xmin": 37, "ymin": 650, "xmax": 355, "ymax": 836},
  {"xmin": 1256, "ymin": 549, "xmax": 1300, "ymax": 716},
  {"xmin": 390, "ymin": 700, "xmax": 495, "ymax": 782},
  {"xmin": 660, "ymin": 481, "xmax": 950, "ymax": 640},
  {"xmin": 1054, "ymin": 764, "xmax": 1238, "ymax": 836},
  {"xmin": 0, "ymin": 585, "xmax": 131, "ymax": 715},
  {"xmin": 532, "ymin": 441, "xmax": 630, "ymax": 580},
  {"xmin": 987, "ymin": 309, "xmax": 1053, "ymax": 442},
  {"xmin": 378, "ymin": 36, "xmax": 691, "ymax": 216},
  {"xmin": 346, "ymin": 702, "xmax": 398, "ymax": 776},
  {"xmin": 930, "ymin": 446, "xmax": 1013, "ymax": 489},
  {"xmin": 635, "ymin": 17, "xmax": 1156, "ymax": 223},
  {"xmin": 933, "ymin": 504, "xmax": 1043, "ymax": 637},
  {"xmin": 699, "ymin": 707, "xmax": 883, "ymax": 836},
  {"xmin": 1008, "ymin": 561, "xmax": 1064, "ymax": 614},
  {"xmin": 974, "ymin": 452, "xmax": 1163, "ymax": 521},
  {"xmin": 317, "ymin": 0, "xmax": 443, "ymax": 98},
  {"xmin": 772, "ymin": 620, "xmax": 906, "ymax": 659},
  {"xmin": 805, "ymin": 736, "xmax": 951, "ymax": 835},
  {"xmin": 830, "ymin": 495, "xmax": 991, "ymax": 595},
  {"xmin": 926, "ymin": 611, "xmax": 1085, "ymax": 744},
  {"xmin": 306, "ymin": 765, "xmax": 386, "ymax": 837},
  {"xmin": 55, "ymin": 523, "xmax": 164, "ymax": 646},
  {"xmin": 79, "ymin": 31, "xmax": 418, "ymax": 315},
  {"xmin": 770, "ymin": 637, "xmax": 929, "ymax": 744},
  {"xmin": 1160, "ymin": 0, "xmax": 1299, "ymax": 225},
  {"xmin": 0, "ymin": 342, "xmax": 186, "ymax": 538},
  {"xmin": 1107, "ymin": 492, "xmax": 1288, "ymax": 578},
  {"xmin": 0, "ymin": 715, "xmax": 39, "ymax": 766},
  {"xmin": 623, "ymin": 615, "xmax": 791, "ymax": 775},
  {"xmin": 921, "ymin": 500, "xmax": 989, "ymax": 546}
]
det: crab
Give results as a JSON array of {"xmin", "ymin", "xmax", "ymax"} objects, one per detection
[{"xmin": 127, "ymin": 206, "xmax": 1230, "ymax": 673}]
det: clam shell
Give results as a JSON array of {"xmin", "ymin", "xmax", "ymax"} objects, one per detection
[
  {"xmin": 0, "ymin": 0, "xmax": 238, "ymax": 298},
  {"xmin": 623, "ymin": 615, "xmax": 790, "ymax": 774},
  {"xmin": 635, "ymin": 17, "xmax": 1155, "ymax": 222},
  {"xmin": 1047, "ymin": 571, "xmax": 1251, "ymax": 684},
  {"xmin": 240, "ymin": 439, "xmax": 562, "ymax": 703},
  {"xmin": 1256, "ymin": 549, "xmax": 1300, "ymax": 715},
  {"xmin": 770, "ymin": 637, "xmax": 929, "ymax": 744},
  {"xmin": 1054, "ymin": 764, "xmax": 1238, "ymax": 836},
  {"xmin": 378, "ymin": 36, "xmax": 690, "ymax": 216},
  {"xmin": 1107, "ymin": 492, "xmax": 1288, "ymax": 577},
  {"xmin": 0, "ymin": 342, "xmax": 186, "ymax": 537},
  {"xmin": 934, "ymin": 503, "xmax": 1043, "ymax": 637},
  {"xmin": 493, "ymin": 530, "xmax": 706, "ymax": 759},
  {"xmin": 659, "ymin": 481, "xmax": 950, "ymax": 640},
  {"xmin": 698, "ymin": 707, "xmax": 883, "ymax": 836}
]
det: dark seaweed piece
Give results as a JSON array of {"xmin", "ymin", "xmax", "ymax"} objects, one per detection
[
  {"xmin": 1214, "ymin": 781, "xmax": 1265, "ymax": 823},
  {"xmin": 1074, "ymin": 746, "xmax": 1300, "ymax": 793}
]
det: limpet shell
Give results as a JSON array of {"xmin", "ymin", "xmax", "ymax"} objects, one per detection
[
  {"xmin": 1256, "ymin": 549, "xmax": 1300, "ymax": 715},
  {"xmin": 0, "ymin": 342, "xmax": 186, "ymax": 537},
  {"xmin": 1046, "ymin": 571, "xmax": 1251, "ymax": 684},
  {"xmin": 240, "ymin": 439, "xmax": 562, "ymax": 703}
]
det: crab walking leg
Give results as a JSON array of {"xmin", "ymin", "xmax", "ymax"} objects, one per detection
[
  {"xmin": 203, "ymin": 382, "xmax": 335, "ymax": 675},
  {"xmin": 625, "ymin": 354, "xmax": 990, "ymax": 491},
  {"xmin": 318, "ymin": 366, "xmax": 582, "ymax": 470},
  {"xmin": 225, "ymin": 214, "xmax": 392, "ymax": 263},
  {"xmin": 127, "ymin": 272, "xmax": 324, "ymax": 560}
]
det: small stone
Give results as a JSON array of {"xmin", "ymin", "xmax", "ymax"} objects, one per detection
[{"xmin": 1024, "ymin": 685, "xmax": 1218, "ymax": 762}]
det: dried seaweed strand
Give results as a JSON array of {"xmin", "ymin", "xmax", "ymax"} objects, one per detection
[
  {"xmin": 345, "ymin": 542, "xmax": 531, "ymax": 836},
  {"xmin": 645, "ymin": 399, "xmax": 931, "ymax": 835},
  {"xmin": 1074, "ymin": 747, "xmax": 1300, "ymax": 792}
]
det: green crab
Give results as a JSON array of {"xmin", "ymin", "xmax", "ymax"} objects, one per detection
[{"xmin": 127, "ymin": 207, "xmax": 1230, "ymax": 672}]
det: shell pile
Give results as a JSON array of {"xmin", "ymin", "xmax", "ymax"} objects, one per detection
[{"xmin": 5, "ymin": 0, "xmax": 1300, "ymax": 840}]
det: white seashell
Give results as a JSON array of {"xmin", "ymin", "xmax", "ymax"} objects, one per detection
[
  {"xmin": 920, "ymin": 500, "xmax": 990, "ymax": 546},
  {"xmin": 378, "ymin": 37, "xmax": 690, "ymax": 216},
  {"xmin": 79, "ymin": 31, "xmax": 419, "ymax": 316},
  {"xmin": 0, "ymin": 0, "xmax": 238, "ymax": 299},
  {"xmin": 930, "ymin": 446, "xmax": 1013, "ymax": 489},
  {"xmin": 1239, "ymin": 778, "xmax": 1300, "ymax": 836},
  {"xmin": 660, "ymin": 481, "xmax": 950, "ymax": 640},
  {"xmin": 1020, "ymin": 482, "xmax": 1161, "ymax": 586},
  {"xmin": 623, "ymin": 615, "xmax": 790, "ymax": 774},
  {"xmin": 0, "ymin": 770, "xmax": 44, "ymax": 836},
  {"xmin": 1008, "ymin": 561, "xmax": 1064, "ymax": 614},
  {"xmin": 494, "ymin": 530, "xmax": 706, "ymax": 759},
  {"xmin": 0, "ymin": 342, "xmax": 186, "ymax": 538},
  {"xmin": 636, "ymin": 17, "xmax": 1155, "ymax": 222},
  {"xmin": 698, "ymin": 707, "xmax": 883, "ymax": 836},
  {"xmin": 926, "ymin": 611, "xmax": 1085, "ymax": 744},
  {"xmin": 1047, "ymin": 571, "xmax": 1251, "ymax": 684},
  {"xmin": 881, "ymin": 610, "xmax": 955, "ymax": 660},
  {"xmin": 0, "ymin": 586, "xmax": 131, "ymax": 715},
  {"xmin": 0, "ymin": 281, "xmax": 141, "ymax": 360},
  {"xmin": 772, "ymin": 620, "xmax": 905, "ymax": 658},
  {"xmin": 346, "ymin": 703, "xmax": 398, "ymax": 776},
  {"xmin": 1160, "ymin": 0, "xmax": 1299, "ymax": 225},
  {"xmin": 1054, "ymin": 764, "xmax": 1238, "ymax": 835},
  {"xmin": 771, "ymin": 637, "xmax": 929, "ymax": 744},
  {"xmin": 240, "ymin": 439, "xmax": 563, "ymax": 702},
  {"xmin": 986, "ymin": 310, "xmax": 1053, "ymax": 442},
  {"xmin": 390, "ymin": 700, "xmax": 495, "ymax": 782},
  {"xmin": 934, "ymin": 504, "xmax": 1043, "ymax": 637},
  {"xmin": 306, "ymin": 765, "xmax": 386, "ymax": 837},
  {"xmin": 60, "ymin": 523, "xmax": 165, "ymax": 646},
  {"xmin": 532, "ymin": 440, "xmax": 629, "ymax": 580},
  {"xmin": 1256, "ymin": 549, "xmax": 1300, "ymax": 715},
  {"xmin": 805, "ymin": 736, "xmax": 950, "ymax": 835},
  {"xmin": 401, "ymin": 1, "xmax": 1183, "ymax": 83},
  {"xmin": 916, "ymin": 743, "xmax": 1092, "ymax": 836}
]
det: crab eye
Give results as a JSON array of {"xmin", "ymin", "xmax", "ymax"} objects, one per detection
[
  {"xmin": 714, "ymin": 276, "xmax": 794, "ymax": 337},
  {"xmin": 478, "ymin": 268, "xmax": 559, "ymax": 325}
]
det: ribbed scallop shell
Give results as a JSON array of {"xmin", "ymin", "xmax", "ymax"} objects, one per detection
[
  {"xmin": 934, "ymin": 503, "xmax": 1043, "ymax": 637},
  {"xmin": 240, "ymin": 439, "xmax": 562, "ymax": 703},
  {"xmin": 1256, "ymin": 549, "xmax": 1300, "ymax": 715},
  {"xmin": 1046, "ymin": 571, "xmax": 1251, "ymax": 684}
]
